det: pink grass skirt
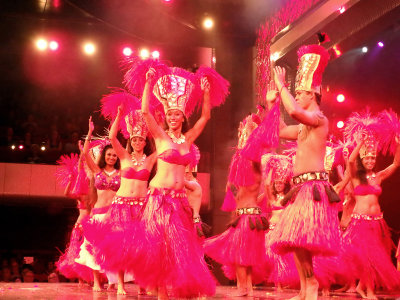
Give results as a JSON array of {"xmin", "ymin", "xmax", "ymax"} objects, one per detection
[
  {"xmin": 270, "ymin": 181, "xmax": 341, "ymax": 256},
  {"xmin": 204, "ymin": 213, "xmax": 269, "ymax": 284},
  {"xmin": 130, "ymin": 188, "xmax": 216, "ymax": 298},
  {"xmin": 56, "ymin": 223, "xmax": 93, "ymax": 282},
  {"xmin": 83, "ymin": 196, "xmax": 145, "ymax": 273},
  {"xmin": 342, "ymin": 213, "xmax": 400, "ymax": 290},
  {"xmin": 265, "ymin": 224, "xmax": 299, "ymax": 286}
]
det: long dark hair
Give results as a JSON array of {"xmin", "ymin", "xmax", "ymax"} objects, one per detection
[
  {"xmin": 356, "ymin": 156, "xmax": 373, "ymax": 185},
  {"xmin": 126, "ymin": 136, "xmax": 155, "ymax": 156},
  {"xmin": 272, "ymin": 180, "xmax": 291, "ymax": 196},
  {"xmin": 98, "ymin": 144, "xmax": 120, "ymax": 170},
  {"xmin": 164, "ymin": 114, "xmax": 190, "ymax": 134}
]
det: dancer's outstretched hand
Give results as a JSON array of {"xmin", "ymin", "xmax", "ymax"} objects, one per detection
[
  {"xmin": 266, "ymin": 80, "xmax": 278, "ymax": 104},
  {"xmin": 146, "ymin": 68, "xmax": 156, "ymax": 82},
  {"xmin": 273, "ymin": 66, "xmax": 286, "ymax": 86}
]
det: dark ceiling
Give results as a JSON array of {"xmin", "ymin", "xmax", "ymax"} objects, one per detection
[{"xmin": 0, "ymin": 0, "xmax": 285, "ymax": 47}]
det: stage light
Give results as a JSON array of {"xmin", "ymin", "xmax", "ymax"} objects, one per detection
[
  {"xmin": 338, "ymin": 6, "xmax": 346, "ymax": 14},
  {"xmin": 139, "ymin": 48, "xmax": 150, "ymax": 59},
  {"xmin": 83, "ymin": 43, "xmax": 96, "ymax": 55},
  {"xmin": 19, "ymin": 145, "xmax": 24, "ymax": 150},
  {"xmin": 11, "ymin": 145, "xmax": 16, "ymax": 150},
  {"xmin": 162, "ymin": 0, "xmax": 172, "ymax": 3},
  {"xmin": 270, "ymin": 52, "xmax": 280, "ymax": 62},
  {"xmin": 337, "ymin": 121, "xmax": 344, "ymax": 129},
  {"xmin": 123, "ymin": 47, "xmax": 133, "ymax": 56},
  {"xmin": 36, "ymin": 39, "xmax": 48, "ymax": 51},
  {"xmin": 378, "ymin": 42, "xmax": 384, "ymax": 48},
  {"xmin": 362, "ymin": 47, "xmax": 368, "ymax": 53},
  {"xmin": 212, "ymin": 56, "xmax": 216, "ymax": 64},
  {"xmin": 40, "ymin": 146, "xmax": 46, "ymax": 151},
  {"xmin": 151, "ymin": 50, "xmax": 160, "ymax": 59},
  {"xmin": 49, "ymin": 41, "xmax": 59, "ymax": 51},
  {"xmin": 203, "ymin": 17, "xmax": 214, "ymax": 30},
  {"xmin": 333, "ymin": 45, "xmax": 342, "ymax": 57},
  {"xmin": 336, "ymin": 94, "xmax": 345, "ymax": 103}
]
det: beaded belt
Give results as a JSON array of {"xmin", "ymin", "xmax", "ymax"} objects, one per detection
[
  {"xmin": 351, "ymin": 213, "xmax": 383, "ymax": 221},
  {"xmin": 112, "ymin": 196, "xmax": 146, "ymax": 206},
  {"xmin": 149, "ymin": 188, "xmax": 187, "ymax": 199},
  {"xmin": 292, "ymin": 171, "xmax": 328, "ymax": 185},
  {"xmin": 235, "ymin": 207, "xmax": 262, "ymax": 216}
]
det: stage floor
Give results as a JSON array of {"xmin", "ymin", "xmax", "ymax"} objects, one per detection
[{"xmin": 1, "ymin": 283, "xmax": 400, "ymax": 299}]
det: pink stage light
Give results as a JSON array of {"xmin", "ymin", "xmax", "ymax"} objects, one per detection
[
  {"xmin": 151, "ymin": 50, "xmax": 160, "ymax": 59},
  {"xmin": 337, "ymin": 121, "xmax": 344, "ymax": 129},
  {"xmin": 19, "ymin": 145, "xmax": 24, "ymax": 150},
  {"xmin": 123, "ymin": 47, "xmax": 133, "ymax": 56},
  {"xmin": 49, "ymin": 41, "xmax": 59, "ymax": 51},
  {"xmin": 336, "ymin": 94, "xmax": 345, "ymax": 103},
  {"xmin": 162, "ymin": 0, "xmax": 172, "ymax": 3},
  {"xmin": 36, "ymin": 39, "xmax": 48, "ymax": 51},
  {"xmin": 378, "ymin": 42, "xmax": 384, "ymax": 48}
]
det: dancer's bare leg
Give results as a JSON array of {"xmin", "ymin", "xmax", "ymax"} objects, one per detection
[
  {"xmin": 231, "ymin": 265, "xmax": 247, "ymax": 296},
  {"xmin": 246, "ymin": 267, "xmax": 253, "ymax": 296},
  {"xmin": 117, "ymin": 270, "xmax": 126, "ymax": 295},
  {"xmin": 296, "ymin": 249, "xmax": 319, "ymax": 300},
  {"xmin": 290, "ymin": 252, "xmax": 306, "ymax": 300},
  {"xmin": 356, "ymin": 280, "xmax": 367, "ymax": 298},
  {"xmin": 93, "ymin": 270, "xmax": 102, "ymax": 292}
]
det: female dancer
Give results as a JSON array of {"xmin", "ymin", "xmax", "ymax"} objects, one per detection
[
  {"xmin": 345, "ymin": 133, "xmax": 400, "ymax": 299},
  {"xmin": 128, "ymin": 66, "xmax": 220, "ymax": 300},
  {"xmin": 75, "ymin": 117, "xmax": 121, "ymax": 292},
  {"xmin": 262, "ymin": 154, "xmax": 298, "ymax": 292},
  {"xmin": 55, "ymin": 143, "xmax": 93, "ymax": 285},
  {"xmin": 87, "ymin": 105, "xmax": 157, "ymax": 295},
  {"xmin": 204, "ymin": 112, "xmax": 269, "ymax": 297}
]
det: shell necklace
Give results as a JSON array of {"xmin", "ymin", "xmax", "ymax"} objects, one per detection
[{"xmin": 167, "ymin": 130, "xmax": 186, "ymax": 144}]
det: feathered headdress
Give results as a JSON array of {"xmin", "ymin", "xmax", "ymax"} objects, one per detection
[
  {"xmin": 125, "ymin": 110, "xmax": 148, "ymax": 139},
  {"xmin": 261, "ymin": 153, "xmax": 293, "ymax": 184},
  {"xmin": 55, "ymin": 153, "xmax": 79, "ymax": 189},
  {"xmin": 295, "ymin": 45, "xmax": 330, "ymax": 95}
]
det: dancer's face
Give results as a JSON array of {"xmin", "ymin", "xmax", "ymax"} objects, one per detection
[
  {"xmin": 362, "ymin": 156, "xmax": 376, "ymax": 171},
  {"xmin": 166, "ymin": 109, "xmax": 184, "ymax": 131},
  {"xmin": 295, "ymin": 90, "xmax": 315, "ymax": 109},
  {"xmin": 274, "ymin": 180, "xmax": 285, "ymax": 193},
  {"xmin": 105, "ymin": 148, "xmax": 118, "ymax": 167},
  {"xmin": 131, "ymin": 137, "xmax": 146, "ymax": 153}
]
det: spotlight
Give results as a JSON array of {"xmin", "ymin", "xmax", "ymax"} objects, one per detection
[
  {"xmin": 362, "ymin": 47, "xmax": 368, "ymax": 53},
  {"xmin": 338, "ymin": 6, "xmax": 346, "ymax": 14},
  {"xmin": 40, "ymin": 146, "xmax": 46, "ymax": 151},
  {"xmin": 36, "ymin": 39, "xmax": 48, "ymax": 51},
  {"xmin": 49, "ymin": 41, "xmax": 59, "ymax": 51},
  {"xmin": 11, "ymin": 145, "xmax": 16, "ymax": 150},
  {"xmin": 212, "ymin": 56, "xmax": 216, "ymax": 64},
  {"xmin": 139, "ymin": 48, "xmax": 150, "ymax": 59},
  {"xmin": 377, "ymin": 42, "xmax": 384, "ymax": 48},
  {"xmin": 203, "ymin": 17, "xmax": 214, "ymax": 30},
  {"xmin": 333, "ymin": 45, "xmax": 342, "ymax": 57},
  {"xmin": 122, "ymin": 47, "xmax": 133, "ymax": 56},
  {"xmin": 151, "ymin": 50, "xmax": 160, "ymax": 59},
  {"xmin": 162, "ymin": 0, "xmax": 172, "ymax": 3},
  {"xmin": 19, "ymin": 145, "xmax": 24, "ymax": 150},
  {"xmin": 336, "ymin": 94, "xmax": 345, "ymax": 103},
  {"xmin": 270, "ymin": 52, "xmax": 280, "ymax": 62},
  {"xmin": 83, "ymin": 43, "xmax": 96, "ymax": 55},
  {"xmin": 337, "ymin": 121, "xmax": 344, "ymax": 129}
]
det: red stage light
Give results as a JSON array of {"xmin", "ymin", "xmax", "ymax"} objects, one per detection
[
  {"xmin": 123, "ymin": 47, "xmax": 133, "ymax": 56},
  {"xmin": 336, "ymin": 94, "xmax": 345, "ymax": 103},
  {"xmin": 49, "ymin": 41, "xmax": 59, "ymax": 51},
  {"xmin": 337, "ymin": 121, "xmax": 344, "ymax": 129},
  {"xmin": 19, "ymin": 145, "xmax": 24, "ymax": 150}
]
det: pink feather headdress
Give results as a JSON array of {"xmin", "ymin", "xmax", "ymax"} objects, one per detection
[
  {"xmin": 295, "ymin": 45, "xmax": 330, "ymax": 95},
  {"xmin": 377, "ymin": 109, "xmax": 400, "ymax": 156},
  {"xmin": 261, "ymin": 153, "xmax": 293, "ymax": 184},
  {"xmin": 55, "ymin": 153, "xmax": 79, "ymax": 189}
]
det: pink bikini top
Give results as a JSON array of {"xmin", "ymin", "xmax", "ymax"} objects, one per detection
[
  {"xmin": 120, "ymin": 168, "xmax": 150, "ymax": 181},
  {"xmin": 158, "ymin": 149, "xmax": 195, "ymax": 166},
  {"xmin": 94, "ymin": 172, "xmax": 121, "ymax": 191},
  {"xmin": 353, "ymin": 184, "xmax": 382, "ymax": 196}
]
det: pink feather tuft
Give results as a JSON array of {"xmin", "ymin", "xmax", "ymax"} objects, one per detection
[
  {"xmin": 377, "ymin": 109, "xmax": 400, "ymax": 156},
  {"xmin": 190, "ymin": 143, "xmax": 201, "ymax": 168},
  {"xmin": 55, "ymin": 154, "xmax": 79, "ymax": 189},
  {"xmin": 195, "ymin": 66, "xmax": 230, "ymax": 110},
  {"xmin": 343, "ymin": 109, "xmax": 379, "ymax": 144},
  {"xmin": 297, "ymin": 45, "xmax": 330, "ymax": 89},
  {"xmin": 100, "ymin": 89, "xmax": 141, "ymax": 139}
]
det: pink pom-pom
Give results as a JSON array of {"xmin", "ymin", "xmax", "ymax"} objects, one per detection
[
  {"xmin": 221, "ymin": 189, "xmax": 237, "ymax": 212},
  {"xmin": 195, "ymin": 66, "xmax": 230, "ymax": 110}
]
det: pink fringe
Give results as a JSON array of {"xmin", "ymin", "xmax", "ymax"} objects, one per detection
[
  {"xmin": 241, "ymin": 102, "xmax": 280, "ymax": 162},
  {"xmin": 228, "ymin": 150, "xmax": 256, "ymax": 187},
  {"xmin": 128, "ymin": 189, "xmax": 216, "ymax": 297},
  {"xmin": 55, "ymin": 154, "xmax": 79, "ymax": 189},
  {"xmin": 56, "ymin": 225, "xmax": 93, "ymax": 282},
  {"xmin": 297, "ymin": 45, "xmax": 330, "ymax": 89},
  {"xmin": 100, "ymin": 89, "xmax": 141, "ymax": 139},
  {"xmin": 221, "ymin": 189, "xmax": 236, "ymax": 212},
  {"xmin": 265, "ymin": 229, "xmax": 299, "ymax": 286},
  {"xmin": 270, "ymin": 181, "xmax": 341, "ymax": 256},
  {"xmin": 342, "ymin": 216, "xmax": 400, "ymax": 290},
  {"xmin": 195, "ymin": 66, "xmax": 230, "ymax": 110},
  {"xmin": 203, "ymin": 214, "xmax": 269, "ymax": 282}
]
